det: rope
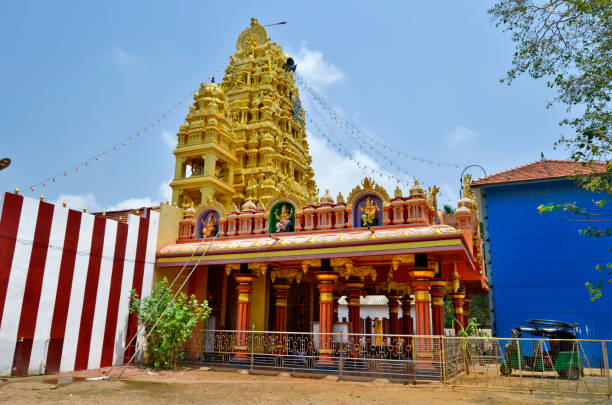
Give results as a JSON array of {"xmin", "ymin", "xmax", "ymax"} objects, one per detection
[{"xmin": 105, "ymin": 229, "xmax": 217, "ymax": 377}]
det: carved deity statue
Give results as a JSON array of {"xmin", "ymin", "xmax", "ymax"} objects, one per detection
[
  {"xmin": 201, "ymin": 213, "xmax": 217, "ymax": 237},
  {"xmin": 428, "ymin": 185, "xmax": 440, "ymax": 212},
  {"xmin": 359, "ymin": 197, "xmax": 380, "ymax": 227},
  {"xmin": 274, "ymin": 204, "xmax": 294, "ymax": 232},
  {"xmin": 462, "ymin": 174, "xmax": 473, "ymax": 198}
]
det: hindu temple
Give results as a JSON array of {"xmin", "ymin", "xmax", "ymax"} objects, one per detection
[{"xmin": 153, "ymin": 18, "xmax": 488, "ymax": 374}]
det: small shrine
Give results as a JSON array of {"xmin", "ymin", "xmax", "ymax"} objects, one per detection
[{"xmin": 155, "ymin": 18, "xmax": 487, "ymax": 371}]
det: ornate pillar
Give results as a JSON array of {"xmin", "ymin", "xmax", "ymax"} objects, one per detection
[
  {"xmin": 409, "ymin": 267, "xmax": 435, "ymax": 365},
  {"xmin": 401, "ymin": 295, "xmax": 414, "ymax": 335},
  {"xmin": 315, "ymin": 270, "xmax": 339, "ymax": 368},
  {"xmin": 332, "ymin": 292, "xmax": 340, "ymax": 324},
  {"xmin": 346, "ymin": 281, "xmax": 363, "ymax": 333},
  {"xmin": 272, "ymin": 281, "xmax": 290, "ymax": 354},
  {"xmin": 451, "ymin": 292, "xmax": 466, "ymax": 334},
  {"xmin": 387, "ymin": 293, "xmax": 401, "ymax": 335},
  {"xmin": 233, "ymin": 273, "xmax": 256, "ymax": 361},
  {"xmin": 430, "ymin": 282, "xmax": 446, "ymax": 336},
  {"xmin": 346, "ymin": 280, "xmax": 363, "ymax": 357},
  {"xmin": 387, "ymin": 293, "xmax": 401, "ymax": 356},
  {"xmin": 462, "ymin": 296, "xmax": 472, "ymax": 329}
]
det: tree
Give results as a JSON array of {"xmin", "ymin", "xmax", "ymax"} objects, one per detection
[
  {"xmin": 489, "ymin": 0, "xmax": 611, "ymax": 298},
  {"xmin": 130, "ymin": 277, "xmax": 211, "ymax": 369}
]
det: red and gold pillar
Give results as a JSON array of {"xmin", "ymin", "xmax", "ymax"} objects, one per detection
[
  {"xmin": 315, "ymin": 270, "xmax": 339, "ymax": 367},
  {"xmin": 387, "ymin": 294, "xmax": 401, "ymax": 335},
  {"xmin": 430, "ymin": 282, "xmax": 446, "ymax": 336},
  {"xmin": 387, "ymin": 293, "xmax": 401, "ymax": 355},
  {"xmin": 410, "ymin": 268, "xmax": 435, "ymax": 364},
  {"xmin": 332, "ymin": 292, "xmax": 340, "ymax": 324},
  {"xmin": 272, "ymin": 281, "xmax": 290, "ymax": 353},
  {"xmin": 401, "ymin": 295, "xmax": 414, "ymax": 335},
  {"xmin": 451, "ymin": 292, "xmax": 466, "ymax": 334},
  {"xmin": 233, "ymin": 273, "xmax": 256, "ymax": 361},
  {"xmin": 346, "ymin": 280, "xmax": 363, "ymax": 357},
  {"xmin": 462, "ymin": 296, "xmax": 472, "ymax": 329}
]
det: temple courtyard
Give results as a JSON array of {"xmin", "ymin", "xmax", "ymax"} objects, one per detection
[{"xmin": 0, "ymin": 367, "xmax": 608, "ymax": 405}]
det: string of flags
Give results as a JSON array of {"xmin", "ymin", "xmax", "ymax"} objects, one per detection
[
  {"xmin": 295, "ymin": 72, "xmax": 466, "ymax": 169},
  {"xmin": 306, "ymin": 93, "xmax": 421, "ymax": 183},
  {"xmin": 24, "ymin": 62, "xmax": 229, "ymax": 194},
  {"xmin": 307, "ymin": 114, "xmax": 455, "ymax": 205},
  {"xmin": 300, "ymin": 76, "xmax": 456, "ymax": 204}
]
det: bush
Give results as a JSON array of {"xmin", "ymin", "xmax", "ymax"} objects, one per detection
[{"xmin": 130, "ymin": 277, "xmax": 211, "ymax": 369}]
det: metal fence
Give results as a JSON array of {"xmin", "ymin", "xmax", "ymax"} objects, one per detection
[{"xmin": 178, "ymin": 330, "xmax": 612, "ymax": 396}]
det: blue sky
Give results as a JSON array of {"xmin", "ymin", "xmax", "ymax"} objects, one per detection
[{"xmin": 0, "ymin": 1, "xmax": 570, "ymax": 211}]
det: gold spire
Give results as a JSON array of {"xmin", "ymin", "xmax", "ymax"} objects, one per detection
[{"xmin": 169, "ymin": 18, "xmax": 317, "ymax": 211}]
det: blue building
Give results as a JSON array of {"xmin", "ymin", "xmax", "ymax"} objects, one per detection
[{"xmin": 471, "ymin": 159, "xmax": 611, "ymax": 344}]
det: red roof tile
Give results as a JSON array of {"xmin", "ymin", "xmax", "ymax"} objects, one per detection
[{"xmin": 471, "ymin": 159, "xmax": 608, "ymax": 187}]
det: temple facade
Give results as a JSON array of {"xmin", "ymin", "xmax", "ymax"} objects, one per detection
[{"xmin": 155, "ymin": 18, "xmax": 488, "ymax": 370}]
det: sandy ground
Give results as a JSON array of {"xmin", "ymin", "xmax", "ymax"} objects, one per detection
[{"xmin": 0, "ymin": 366, "xmax": 610, "ymax": 405}]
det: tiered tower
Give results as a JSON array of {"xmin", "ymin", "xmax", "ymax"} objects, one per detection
[{"xmin": 170, "ymin": 18, "xmax": 317, "ymax": 210}]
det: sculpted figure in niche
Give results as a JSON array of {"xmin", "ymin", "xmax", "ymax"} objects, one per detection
[
  {"xmin": 275, "ymin": 204, "xmax": 294, "ymax": 233},
  {"xmin": 201, "ymin": 213, "xmax": 217, "ymax": 237},
  {"xmin": 360, "ymin": 197, "xmax": 380, "ymax": 227}
]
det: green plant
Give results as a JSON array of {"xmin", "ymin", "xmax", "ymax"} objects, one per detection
[
  {"xmin": 443, "ymin": 204, "xmax": 455, "ymax": 214},
  {"xmin": 130, "ymin": 277, "xmax": 211, "ymax": 369},
  {"xmin": 455, "ymin": 317, "xmax": 490, "ymax": 374}
]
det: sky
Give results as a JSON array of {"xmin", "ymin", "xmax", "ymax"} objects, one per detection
[{"xmin": 0, "ymin": 1, "xmax": 572, "ymax": 211}]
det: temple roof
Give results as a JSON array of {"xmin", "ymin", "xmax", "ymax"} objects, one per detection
[
  {"xmin": 156, "ymin": 224, "xmax": 474, "ymax": 271},
  {"xmin": 160, "ymin": 224, "xmax": 461, "ymax": 255},
  {"xmin": 471, "ymin": 159, "xmax": 608, "ymax": 187}
]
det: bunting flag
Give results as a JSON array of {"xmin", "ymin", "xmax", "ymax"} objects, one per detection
[
  {"xmin": 23, "ymin": 62, "xmax": 229, "ymax": 195},
  {"xmin": 0, "ymin": 192, "xmax": 159, "ymax": 376},
  {"xmin": 295, "ymin": 71, "xmax": 466, "ymax": 169}
]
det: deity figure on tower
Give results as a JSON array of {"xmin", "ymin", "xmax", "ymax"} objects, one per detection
[
  {"xmin": 275, "ymin": 204, "xmax": 294, "ymax": 232},
  {"xmin": 201, "ymin": 213, "xmax": 218, "ymax": 237},
  {"xmin": 359, "ymin": 197, "xmax": 380, "ymax": 227}
]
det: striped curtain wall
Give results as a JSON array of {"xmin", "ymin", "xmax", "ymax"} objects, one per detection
[{"xmin": 0, "ymin": 192, "xmax": 159, "ymax": 376}]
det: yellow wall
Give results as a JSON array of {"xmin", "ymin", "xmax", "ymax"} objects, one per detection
[
  {"xmin": 249, "ymin": 274, "xmax": 269, "ymax": 331},
  {"xmin": 156, "ymin": 203, "xmax": 181, "ymax": 251}
]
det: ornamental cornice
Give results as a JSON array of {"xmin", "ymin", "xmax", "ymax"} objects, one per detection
[{"xmin": 270, "ymin": 268, "xmax": 302, "ymax": 283}]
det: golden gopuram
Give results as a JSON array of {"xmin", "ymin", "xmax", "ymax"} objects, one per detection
[{"xmin": 155, "ymin": 18, "xmax": 488, "ymax": 375}]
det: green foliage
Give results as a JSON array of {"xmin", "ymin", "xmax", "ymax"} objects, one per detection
[
  {"xmin": 491, "ymin": 1, "xmax": 611, "ymax": 299},
  {"xmin": 468, "ymin": 294, "xmax": 491, "ymax": 328},
  {"xmin": 456, "ymin": 317, "xmax": 490, "ymax": 338},
  {"xmin": 443, "ymin": 204, "xmax": 455, "ymax": 214},
  {"xmin": 444, "ymin": 295, "xmax": 491, "ymax": 328},
  {"xmin": 456, "ymin": 318, "xmax": 490, "ymax": 372},
  {"xmin": 130, "ymin": 277, "xmax": 211, "ymax": 369}
]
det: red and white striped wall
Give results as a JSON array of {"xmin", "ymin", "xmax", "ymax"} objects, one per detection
[{"xmin": 0, "ymin": 192, "xmax": 159, "ymax": 376}]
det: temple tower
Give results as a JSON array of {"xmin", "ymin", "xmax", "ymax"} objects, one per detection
[{"xmin": 170, "ymin": 17, "xmax": 317, "ymax": 210}]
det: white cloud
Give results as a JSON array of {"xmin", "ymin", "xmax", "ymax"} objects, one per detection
[
  {"xmin": 53, "ymin": 193, "xmax": 100, "ymax": 212},
  {"xmin": 308, "ymin": 133, "xmax": 406, "ymax": 198},
  {"xmin": 292, "ymin": 45, "xmax": 344, "ymax": 92},
  {"xmin": 107, "ymin": 197, "xmax": 156, "ymax": 212},
  {"xmin": 111, "ymin": 46, "xmax": 146, "ymax": 71},
  {"xmin": 446, "ymin": 125, "xmax": 478, "ymax": 146},
  {"xmin": 161, "ymin": 130, "xmax": 176, "ymax": 149},
  {"xmin": 158, "ymin": 180, "xmax": 172, "ymax": 202}
]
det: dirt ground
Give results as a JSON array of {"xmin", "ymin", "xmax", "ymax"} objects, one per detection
[{"xmin": 0, "ymin": 366, "xmax": 610, "ymax": 405}]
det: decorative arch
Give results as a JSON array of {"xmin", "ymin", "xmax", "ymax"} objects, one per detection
[
  {"xmin": 194, "ymin": 200, "xmax": 227, "ymax": 220},
  {"xmin": 352, "ymin": 193, "xmax": 384, "ymax": 228},
  {"xmin": 268, "ymin": 201, "xmax": 296, "ymax": 234},
  {"xmin": 265, "ymin": 195, "xmax": 301, "ymax": 214},
  {"xmin": 195, "ymin": 209, "xmax": 220, "ymax": 238},
  {"xmin": 347, "ymin": 177, "xmax": 390, "ymax": 206}
]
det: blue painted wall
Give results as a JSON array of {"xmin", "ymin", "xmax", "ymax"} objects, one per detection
[{"xmin": 483, "ymin": 179, "xmax": 611, "ymax": 349}]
